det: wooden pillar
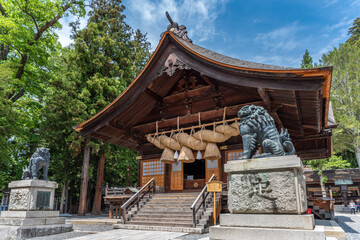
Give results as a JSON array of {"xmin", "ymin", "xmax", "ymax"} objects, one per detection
[
  {"xmin": 78, "ymin": 138, "xmax": 90, "ymax": 216},
  {"xmin": 92, "ymin": 152, "xmax": 105, "ymax": 215}
]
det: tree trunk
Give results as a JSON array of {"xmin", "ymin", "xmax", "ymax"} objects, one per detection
[
  {"xmin": 355, "ymin": 147, "xmax": 360, "ymax": 168},
  {"xmin": 64, "ymin": 180, "xmax": 69, "ymax": 214},
  {"xmin": 78, "ymin": 138, "xmax": 91, "ymax": 216},
  {"xmin": 59, "ymin": 182, "xmax": 66, "ymax": 214},
  {"xmin": 319, "ymin": 171, "xmax": 326, "ymax": 198},
  {"xmin": 92, "ymin": 152, "xmax": 105, "ymax": 215}
]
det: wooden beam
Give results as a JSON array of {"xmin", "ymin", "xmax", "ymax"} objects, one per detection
[
  {"xmin": 258, "ymin": 88, "xmax": 284, "ymax": 130},
  {"xmin": 101, "ymin": 123, "xmax": 129, "ymax": 137},
  {"xmin": 294, "ymin": 91, "xmax": 305, "ymax": 136},
  {"xmin": 258, "ymin": 88, "xmax": 271, "ymax": 110},
  {"xmin": 200, "ymin": 74, "xmax": 219, "ymax": 92},
  {"xmin": 163, "ymin": 85, "xmax": 214, "ymax": 104},
  {"xmin": 145, "ymin": 88, "xmax": 163, "ymax": 103},
  {"xmin": 132, "ymin": 101, "xmax": 264, "ymax": 134}
]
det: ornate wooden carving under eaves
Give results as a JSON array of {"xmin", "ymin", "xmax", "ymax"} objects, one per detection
[
  {"xmin": 161, "ymin": 11, "xmax": 192, "ymax": 43},
  {"xmin": 156, "ymin": 53, "xmax": 191, "ymax": 78}
]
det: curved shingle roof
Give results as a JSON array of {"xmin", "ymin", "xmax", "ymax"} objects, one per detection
[{"xmin": 175, "ymin": 35, "xmax": 296, "ymax": 70}]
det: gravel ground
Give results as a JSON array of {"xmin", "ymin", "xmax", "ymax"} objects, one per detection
[{"xmin": 335, "ymin": 212, "xmax": 360, "ymax": 240}]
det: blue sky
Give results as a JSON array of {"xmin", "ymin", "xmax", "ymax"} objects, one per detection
[{"xmin": 57, "ymin": 0, "xmax": 360, "ymax": 68}]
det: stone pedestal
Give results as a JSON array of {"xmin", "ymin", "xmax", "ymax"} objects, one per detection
[
  {"xmin": 0, "ymin": 180, "xmax": 72, "ymax": 239},
  {"xmin": 209, "ymin": 155, "xmax": 326, "ymax": 240}
]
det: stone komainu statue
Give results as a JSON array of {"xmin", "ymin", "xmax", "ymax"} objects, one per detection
[
  {"xmin": 22, "ymin": 147, "xmax": 50, "ymax": 180},
  {"xmin": 238, "ymin": 105, "xmax": 295, "ymax": 159}
]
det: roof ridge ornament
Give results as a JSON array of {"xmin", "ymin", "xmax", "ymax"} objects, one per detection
[{"xmin": 161, "ymin": 11, "xmax": 192, "ymax": 43}]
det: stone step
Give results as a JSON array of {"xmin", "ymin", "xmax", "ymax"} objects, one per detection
[
  {"xmin": 114, "ymin": 223, "xmax": 205, "ymax": 234},
  {"xmin": 149, "ymin": 198, "xmax": 196, "ymax": 202},
  {"xmin": 143, "ymin": 202, "xmax": 195, "ymax": 206},
  {"xmin": 139, "ymin": 203, "xmax": 194, "ymax": 208},
  {"xmin": 137, "ymin": 210, "xmax": 194, "ymax": 215},
  {"xmin": 134, "ymin": 213, "xmax": 203, "ymax": 219},
  {"xmin": 134, "ymin": 214, "xmax": 194, "ymax": 220},
  {"xmin": 131, "ymin": 217, "xmax": 193, "ymax": 224},
  {"xmin": 126, "ymin": 220, "xmax": 202, "ymax": 228},
  {"xmin": 154, "ymin": 192, "xmax": 200, "ymax": 196},
  {"xmin": 142, "ymin": 205, "xmax": 190, "ymax": 211}
]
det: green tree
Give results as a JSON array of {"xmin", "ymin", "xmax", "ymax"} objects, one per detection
[
  {"xmin": 346, "ymin": 17, "xmax": 360, "ymax": 46},
  {"xmin": 309, "ymin": 155, "xmax": 350, "ymax": 195},
  {"xmin": 41, "ymin": 0, "xmax": 151, "ymax": 214},
  {"xmin": 319, "ymin": 43, "xmax": 360, "ymax": 168},
  {"xmin": 0, "ymin": 0, "xmax": 85, "ymax": 193},
  {"xmin": 301, "ymin": 49, "xmax": 313, "ymax": 68}
]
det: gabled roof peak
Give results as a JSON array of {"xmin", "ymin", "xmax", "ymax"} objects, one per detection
[{"xmin": 160, "ymin": 11, "xmax": 192, "ymax": 43}]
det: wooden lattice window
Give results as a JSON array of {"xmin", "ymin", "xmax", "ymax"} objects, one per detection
[
  {"xmin": 227, "ymin": 149, "xmax": 244, "ymax": 161},
  {"xmin": 226, "ymin": 148, "xmax": 261, "ymax": 161},
  {"xmin": 141, "ymin": 159, "xmax": 165, "ymax": 187}
]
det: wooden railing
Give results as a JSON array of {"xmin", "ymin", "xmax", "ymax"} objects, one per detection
[
  {"xmin": 190, "ymin": 174, "xmax": 216, "ymax": 228},
  {"xmin": 120, "ymin": 178, "xmax": 156, "ymax": 224}
]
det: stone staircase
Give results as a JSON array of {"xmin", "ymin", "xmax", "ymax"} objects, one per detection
[
  {"xmin": 308, "ymin": 200, "xmax": 333, "ymax": 220},
  {"xmin": 113, "ymin": 191, "xmax": 219, "ymax": 234}
]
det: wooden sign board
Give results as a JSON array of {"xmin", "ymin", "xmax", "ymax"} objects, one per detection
[
  {"xmin": 335, "ymin": 179, "xmax": 353, "ymax": 185},
  {"xmin": 207, "ymin": 181, "xmax": 223, "ymax": 192}
]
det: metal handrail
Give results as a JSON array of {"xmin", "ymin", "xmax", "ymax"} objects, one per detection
[
  {"xmin": 190, "ymin": 174, "xmax": 216, "ymax": 227},
  {"xmin": 120, "ymin": 178, "xmax": 155, "ymax": 223}
]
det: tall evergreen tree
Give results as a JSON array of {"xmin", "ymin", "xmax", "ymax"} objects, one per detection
[
  {"xmin": 42, "ymin": 0, "xmax": 151, "ymax": 215},
  {"xmin": 301, "ymin": 49, "xmax": 313, "ymax": 68},
  {"xmin": 346, "ymin": 17, "xmax": 360, "ymax": 46}
]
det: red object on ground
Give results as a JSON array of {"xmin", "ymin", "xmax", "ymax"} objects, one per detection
[{"xmin": 306, "ymin": 208, "xmax": 312, "ymax": 214}]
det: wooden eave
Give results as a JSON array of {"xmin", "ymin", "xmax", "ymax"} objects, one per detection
[{"xmin": 74, "ymin": 32, "xmax": 333, "ymax": 157}]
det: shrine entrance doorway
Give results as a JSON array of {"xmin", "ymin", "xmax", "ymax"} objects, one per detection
[{"xmin": 183, "ymin": 159, "xmax": 206, "ymax": 190}]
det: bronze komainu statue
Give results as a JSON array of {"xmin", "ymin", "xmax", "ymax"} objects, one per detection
[
  {"xmin": 238, "ymin": 105, "xmax": 295, "ymax": 159},
  {"xmin": 22, "ymin": 147, "xmax": 50, "ymax": 180}
]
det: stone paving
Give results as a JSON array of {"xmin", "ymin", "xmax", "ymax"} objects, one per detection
[
  {"xmin": 334, "ymin": 212, "xmax": 360, "ymax": 240},
  {"xmin": 29, "ymin": 212, "xmax": 360, "ymax": 240},
  {"xmin": 69, "ymin": 229, "xmax": 187, "ymax": 240}
]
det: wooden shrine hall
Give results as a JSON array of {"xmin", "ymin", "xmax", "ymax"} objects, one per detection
[{"xmin": 74, "ymin": 17, "xmax": 336, "ymax": 193}]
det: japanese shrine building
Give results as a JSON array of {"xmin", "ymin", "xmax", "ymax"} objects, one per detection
[{"xmin": 74, "ymin": 21, "xmax": 336, "ymax": 192}]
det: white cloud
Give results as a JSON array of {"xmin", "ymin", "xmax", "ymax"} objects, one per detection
[
  {"xmin": 312, "ymin": 17, "xmax": 355, "ymax": 62},
  {"xmin": 255, "ymin": 22, "xmax": 302, "ymax": 51},
  {"xmin": 125, "ymin": 0, "xmax": 228, "ymax": 48},
  {"xmin": 313, "ymin": 28, "xmax": 348, "ymax": 61},
  {"xmin": 328, "ymin": 17, "xmax": 353, "ymax": 31},
  {"xmin": 324, "ymin": 0, "xmax": 338, "ymax": 7},
  {"xmin": 351, "ymin": 0, "xmax": 360, "ymax": 6}
]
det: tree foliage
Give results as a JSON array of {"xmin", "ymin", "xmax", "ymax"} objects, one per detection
[
  {"xmin": 309, "ymin": 155, "xmax": 350, "ymax": 194},
  {"xmin": 41, "ymin": 0, "xmax": 151, "ymax": 206},
  {"xmin": 301, "ymin": 49, "xmax": 314, "ymax": 69},
  {"xmin": 0, "ymin": 0, "xmax": 86, "ymax": 102},
  {"xmin": 347, "ymin": 17, "xmax": 360, "ymax": 46},
  {"xmin": 0, "ymin": 0, "xmax": 85, "ymax": 194},
  {"xmin": 0, "ymin": 0, "xmax": 150, "ymax": 205},
  {"xmin": 319, "ymin": 43, "xmax": 360, "ymax": 167}
]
